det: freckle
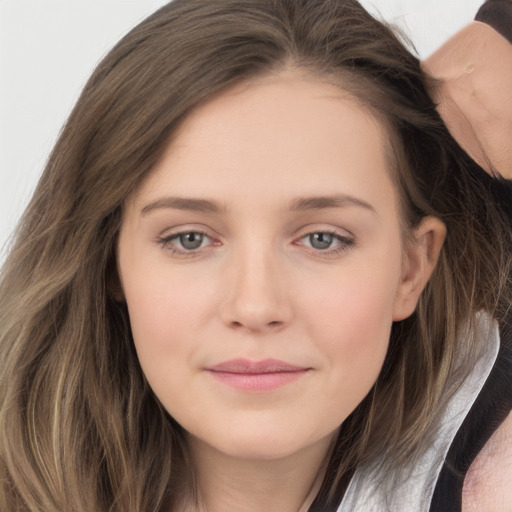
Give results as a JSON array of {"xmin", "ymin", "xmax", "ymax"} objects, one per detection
[{"xmin": 465, "ymin": 64, "xmax": 475, "ymax": 74}]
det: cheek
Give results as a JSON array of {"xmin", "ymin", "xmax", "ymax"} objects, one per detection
[
  {"xmin": 299, "ymin": 258, "xmax": 401, "ymax": 401},
  {"xmin": 120, "ymin": 263, "xmax": 218, "ymax": 388},
  {"xmin": 301, "ymin": 256, "xmax": 400, "ymax": 339}
]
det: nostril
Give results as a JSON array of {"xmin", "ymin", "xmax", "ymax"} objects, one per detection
[{"xmin": 227, "ymin": 319, "xmax": 284, "ymax": 331}]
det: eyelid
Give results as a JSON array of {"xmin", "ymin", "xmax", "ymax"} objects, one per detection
[
  {"xmin": 156, "ymin": 223, "xmax": 222, "ymax": 242},
  {"xmin": 291, "ymin": 223, "xmax": 354, "ymax": 240}
]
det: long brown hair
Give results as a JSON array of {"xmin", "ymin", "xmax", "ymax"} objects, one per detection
[{"xmin": 1, "ymin": 1, "xmax": 510, "ymax": 510}]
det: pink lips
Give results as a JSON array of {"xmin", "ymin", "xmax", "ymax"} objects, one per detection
[{"xmin": 204, "ymin": 358, "xmax": 310, "ymax": 392}]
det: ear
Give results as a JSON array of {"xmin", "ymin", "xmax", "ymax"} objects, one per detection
[{"xmin": 392, "ymin": 216, "xmax": 446, "ymax": 321}]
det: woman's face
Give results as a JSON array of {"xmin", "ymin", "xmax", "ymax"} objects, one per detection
[{"xmin": 117, "ymin": 73, "xmax": 434, "ymax": 462}]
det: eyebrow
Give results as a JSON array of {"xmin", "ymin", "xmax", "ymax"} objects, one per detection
[
  {"xmin": 140, "ymin": 193, "xmax": 376, "ymax": 215},
  {"xmin": 141, "ymin": 197, "xmax": 227, "ymax": 215},
  {"xmin": 289, "ymin": 194, "xmax": 376, "ymax": 214}
]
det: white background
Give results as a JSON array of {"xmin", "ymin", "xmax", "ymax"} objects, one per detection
[{"xmin": 0, "ymin": 0, "xmax": 482, "ymax": 260}]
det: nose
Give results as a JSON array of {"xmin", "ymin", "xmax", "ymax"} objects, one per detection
[{"xmin": 219, "ymin": 245, "xmax": 293, "ymax": 333}]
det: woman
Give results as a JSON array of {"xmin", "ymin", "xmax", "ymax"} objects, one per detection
[{"xmin": 0, "ymin": 1, "xmax": 510, "ymax": 511}]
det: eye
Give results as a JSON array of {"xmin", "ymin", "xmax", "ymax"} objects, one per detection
[
  {"xmin": 158, "ymin": 230, "xmax": 216, "ymax": 255},
  {"xmin": 308, "ymin": 232, "xmax": 335, "ymax": 250},
  {"xmin": 177, "ymin": 232, "xmax": 207, "ymax": 250},
  {"xmin": 295, "ymin": 230, "xmax": 355, "ymax": 256}
]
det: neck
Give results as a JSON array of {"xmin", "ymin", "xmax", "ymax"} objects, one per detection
[{"xmin": 175, "ymin": 434, "xmax": 335, "ymax": 512}]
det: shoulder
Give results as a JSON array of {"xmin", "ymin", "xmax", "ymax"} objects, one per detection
[{"xmin": 462, "ymin": 410, "xmax": 512, "ymax": 511}]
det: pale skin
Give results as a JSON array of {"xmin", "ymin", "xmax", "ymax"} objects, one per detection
[{"xmin": 117, "ymin": 71, "xmax": 446, "ymax": 511}]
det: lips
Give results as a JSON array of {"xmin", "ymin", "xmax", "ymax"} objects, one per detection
[{"xmin": 204, "ymin": 358, "xmax": 311, "ymax": 391}]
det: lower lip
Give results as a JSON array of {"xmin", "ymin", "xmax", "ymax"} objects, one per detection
[{"xmin": 206, "ymin": 370, "xmax": 309, "ymax": 391}]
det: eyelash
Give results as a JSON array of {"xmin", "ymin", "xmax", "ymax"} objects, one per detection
[{"xmin": 157, "ymin": 229, "xmax": 356, "ymax": 258}]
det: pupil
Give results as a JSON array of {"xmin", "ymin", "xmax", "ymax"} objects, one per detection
[
  {"xmin": 180, "ymin": 233, "xmax": 203, "ymax": 249},
  {"xmin": 310, "ymin": 233, "xmax": 333, "ymax": 249}
]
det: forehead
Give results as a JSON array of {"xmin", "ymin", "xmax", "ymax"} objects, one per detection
[{"xmin": 129, "ymin": 73, "xmax": 398, "ymax": 218}]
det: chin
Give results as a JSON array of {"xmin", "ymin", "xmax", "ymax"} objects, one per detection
[{"xmin": 189, "ymin": 422, "xmax": 337, "ymax": 463}]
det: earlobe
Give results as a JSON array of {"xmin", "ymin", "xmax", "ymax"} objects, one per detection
[{"xmin": 392, "ymin": 216, "xmax": 446, "ymax": 321}]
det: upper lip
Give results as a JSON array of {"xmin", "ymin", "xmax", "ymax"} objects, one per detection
[{"xmin": 206, "ymin": 358, "xmax": 310, "ymax": 374}]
